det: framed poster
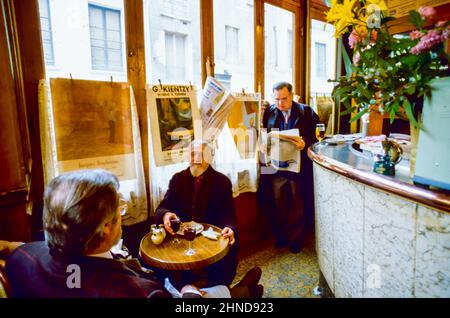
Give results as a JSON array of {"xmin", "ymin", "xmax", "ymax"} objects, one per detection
[
  {"xmin": 147, "ymin": 84, "xmax": 201, "ymax": 166},
  {"xmin": 227, "ymin": 92, "xmax": 261, "ymax": 159}
]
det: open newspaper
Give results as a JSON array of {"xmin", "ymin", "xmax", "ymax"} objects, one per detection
[
  {"xmin": 199, "ymin": 76, "xmax": 235, "ymax": 142},
  {"xmin": 259, "ymin": 128, "xmax": 301, "ymax": 173}
]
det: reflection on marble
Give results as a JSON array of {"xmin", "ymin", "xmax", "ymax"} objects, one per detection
[
  {"xmin": 363, "ymin": 188, "xmax": 416, "ymax": 297},
  {"xmin": 415, "ymin": 206, "xmax": 450, "ymax": 298},
  {"xmin": 333, "ymin": 174, "xmax": 364, "ymax": 298},
  {"xmin": 314, "ymin": 165, "xmax": 335, "ymax": 293},
  {"xmin": 314, "ymin": 163, "xmax": 450, "ymax": 298}
]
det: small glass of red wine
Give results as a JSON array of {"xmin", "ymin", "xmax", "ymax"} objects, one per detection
[
  {"xmin": 184, "ymin": 223, "xmax": 196, "ymax": 256},
  {"xmin": 170, "ymin": 218, "xmax": 181, "ymax": 244}
]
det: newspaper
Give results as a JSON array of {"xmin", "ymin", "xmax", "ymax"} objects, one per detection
[
  {"xmin": 199, "ymin": 76, "xmax": 235, "ymax": 142},
  {"xmin": 259, "ymin": 128, "xmax": 301, "ymax": 173},
  {"xmin": 227, "ymin": 92, "xmax": 261, "ymax": 159},
  {"xmin": 147, "ymin": 84, "xmax": 202, "ymax": 166}
]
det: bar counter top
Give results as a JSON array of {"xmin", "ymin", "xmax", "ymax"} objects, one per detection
[{"xmin": 307, "ymin": 141, "xmax": 450, "ymax": 213}]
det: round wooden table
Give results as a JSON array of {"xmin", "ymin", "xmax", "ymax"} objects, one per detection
[{"xmin": 139, "ymin": 223, "xmax": 230, "ymax": 271}]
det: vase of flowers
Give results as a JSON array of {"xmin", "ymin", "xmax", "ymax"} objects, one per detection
[{"xmin": 326, "ymin": 0, "xmax": 450, "ymax": 176}]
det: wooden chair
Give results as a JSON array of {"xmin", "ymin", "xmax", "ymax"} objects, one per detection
[{"xmin": 0, "ymin": 263, "xmax": 10, "ymax": 298}]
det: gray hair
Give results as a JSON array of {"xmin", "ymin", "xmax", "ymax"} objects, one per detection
[{"xmin": 43, "ymin": 169, "xmax": 120, "ymax": 256}]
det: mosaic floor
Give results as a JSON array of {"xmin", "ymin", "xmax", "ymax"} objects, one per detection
[{"xmin": 233, "ymin": 240, "xmax": 320, "ymax": 298}]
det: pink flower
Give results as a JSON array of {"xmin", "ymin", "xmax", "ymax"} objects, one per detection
[
  {"xmin": 418, "ymin": 6, "xmax": 436, "ymax": 19},
  {"xmin": 411, "ymin": 30, "xmax": 444, "ymax": 55},
  {"xmin": 442, "ymin": 29, "xmax": 450, "ymax": 40},
  {"xmin": 353, "ymin": 51, "xmax": 361, "ymax": 65},
  {"xmin": 410, "ymin": 30, "xmax": 424, "ymax": 40},
  {"xmin": 348, "ymin": 27, "xmax": 377, "ymax": 49}
]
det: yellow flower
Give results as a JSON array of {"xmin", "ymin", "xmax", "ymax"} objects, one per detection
[{"xmin": 326, "ymin": 0, "xmax": 363, "ymax": 37}]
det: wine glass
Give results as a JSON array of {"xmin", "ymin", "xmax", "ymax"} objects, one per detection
[
  {"xmin": 316, "ymin": 123, "xmax": 326, "ymax": 145},
  {"xmin": 170, "ymin": 218, "xmax": 181, "ymax": 244},
  {"xmin": 183, "ymin": 223, "xmax": 196, "ymax": 256}
]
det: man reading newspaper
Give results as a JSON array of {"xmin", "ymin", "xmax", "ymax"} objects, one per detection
[{"xmin": 259, "ymin": 82, "xmax": 320, "ymax": 253}]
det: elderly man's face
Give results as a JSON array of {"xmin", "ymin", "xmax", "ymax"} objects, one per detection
[{"xmin": 189, "ymin": 143, "xmax": 210, "ymax": 175}]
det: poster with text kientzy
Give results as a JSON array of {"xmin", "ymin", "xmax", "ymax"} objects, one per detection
[{"xmin": 147, "ymin": 84, "xmax": 201, "ymax": 166}]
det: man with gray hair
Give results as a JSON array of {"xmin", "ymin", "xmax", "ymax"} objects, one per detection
[{"xmin": 155, "ymin": 139, "xmax": 240, "ymax": 287}]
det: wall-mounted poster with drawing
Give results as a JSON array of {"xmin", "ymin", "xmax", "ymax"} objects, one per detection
[
  {"xmin": 147, "ymin": 84, "xmax": 201, "ymax": 166},
  {"xmin": 39, "ymin": 78, "xmax": 148, "ymax": 226},
  {"xmin": 227, "ymin": 92, "xmax": 261, "ymax": 159}
]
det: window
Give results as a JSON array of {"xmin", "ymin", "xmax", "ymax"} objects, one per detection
[
  {"xmin": 213, "ymin": 0, "xmax": 254, "ymax": 92},
  {"xmin": 270, "ymin": 26, "xmax": 278, "ymax": 67},
  {"xmin": 161, "ymin": 0, "xmax": 189, "ymax": 20},
  {"xmin": 165, "ymin": 32, "xmax": 187, "ymax": 81},
  {"xmin": 88, "ymin": 5, "xmax": 123, "ymax": 71},
  {"xmin": 287, "ymin": 30, "xmax": 293, "ymax": 69},
  {"xmin": 264, "ymin": 3, "xmax": 293, "ymax": 97},
  {"xmin": 225, "ymin": 25, "xmax": 239, "ymax": 64},
  {"xmin": 315, "ymin": 42, "xmax": 327, "ymax": 79},
  {"xmin": 38, "ymin": 0, "xmax": 55, "ymax": 65},
  {"xmin": 144, "ymin": 0, "xmax": 201, "ymax": 86}
]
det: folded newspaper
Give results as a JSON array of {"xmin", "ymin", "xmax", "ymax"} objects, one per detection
[
  {"xmin": 199, "ymin": 76, "xmax": 235, "ymax": 142},
  {"xmin": 259, "ymin": 128, "xmax": 301, "ymax": 173}
]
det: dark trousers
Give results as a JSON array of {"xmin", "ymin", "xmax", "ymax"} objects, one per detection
[{"xmin": 271, "ymin": 176, "xmax": 305, "ymax": 247}]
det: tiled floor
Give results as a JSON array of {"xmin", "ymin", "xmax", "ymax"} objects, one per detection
[{"xmin": 233, "ymin": 239, "xmax": 320, "ymax": 298}]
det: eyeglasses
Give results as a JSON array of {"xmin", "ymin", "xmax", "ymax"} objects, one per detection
[{"xmin": 118, "ymin": 199, "xmax": 128, "ymax": 216}]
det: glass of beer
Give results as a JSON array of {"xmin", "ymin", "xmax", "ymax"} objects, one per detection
[
  {"xmin": 184, "ymin": 223, "xmax": 197, "ymax": 256},
  {"xmin": 316, "ymin": 123, "xmax": 325, "ymax": 143}
]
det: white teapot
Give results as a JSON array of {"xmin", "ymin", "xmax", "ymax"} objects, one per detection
[{"xmin": 150, "ymin": 224, "xmax": 166, "ymax": 245}]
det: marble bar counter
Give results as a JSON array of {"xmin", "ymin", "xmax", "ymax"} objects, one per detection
[{"xmin": 307, "ymin": 142, "xmax": 450, "ymax": 298}]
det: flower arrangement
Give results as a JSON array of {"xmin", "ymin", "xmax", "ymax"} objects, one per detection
[{"xmin": 326, "ymin": 0, "xmax": 450, "ymax": 128}]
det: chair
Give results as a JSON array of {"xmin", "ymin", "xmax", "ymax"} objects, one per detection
[{"xmin": 0, "ymin": 263, "xmax": 10, "ymax": 298}]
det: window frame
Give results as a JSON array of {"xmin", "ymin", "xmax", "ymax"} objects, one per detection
[{"xmin": 88, "ymin": 3, "xmax": 124, "ymax": 72}]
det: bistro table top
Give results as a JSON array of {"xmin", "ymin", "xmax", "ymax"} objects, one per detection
[{"xmin": 139, "ymin": 223, "xmax": 230, "ymax": 271}]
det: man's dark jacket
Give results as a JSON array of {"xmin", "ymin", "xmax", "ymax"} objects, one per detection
[
  {"xmin": 154, "ymin": 166, "xmax": 237, "ymax": 234},
  {"xmin": 154, "ymin": 166, "xmax": 238, "ymax": 286},
  {"xmin": 6, "ymin": 241, "xmax": 174, "ymax": 298},
  {"xmin": 260, "ymin": 101, "xmax": 320, "ymax": 231}
]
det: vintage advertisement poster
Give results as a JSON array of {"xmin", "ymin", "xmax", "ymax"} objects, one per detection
[
  {"xmin": 46, "ymin": 79, "xmax": 148, "ymax": 225},
  {"xmin": 227, "ymin": 92, "xmax": 261, "ymax": 159},
  {"xmin": 50, "ymin": 79, "xmax": 137, "ymax": 181},
  {"xmin": 147, "ymin": 84, "xmax": 201, "ymax": 166}
]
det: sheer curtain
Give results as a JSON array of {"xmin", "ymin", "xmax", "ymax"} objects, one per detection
[{"xmin": 148, "ymin": 116, "xmax": 259, "ymax": 214}]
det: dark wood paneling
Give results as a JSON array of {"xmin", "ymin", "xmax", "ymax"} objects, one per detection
[
  {"xmin": 11, "ymin": 0, "xmax": 45, "ymax": 239},
  {"xmin": 0, "ymin": 1, "xmax": 27, "ymax": 192}
]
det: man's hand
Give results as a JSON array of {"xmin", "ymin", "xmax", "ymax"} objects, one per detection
[
  {"xmin": 221, "ymin": 227, "xmax": 235, "ymax": 246},
  {"xmin": 162, "ymin": 212, "xmax": 179, "ymax": 235},
  {"xmin": 291, "ymin": 137, "xmax": 305, "ymax": 150},
  {"xmin": 278, "ymin": 135, "xmax": 305, "ymax": 150}
]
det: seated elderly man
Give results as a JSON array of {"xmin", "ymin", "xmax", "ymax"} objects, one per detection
[
  {"xmin": 5, "ymin": 169, "xmax": 262, "ymax": 298},
  {"xmin": 155, "ymin": 140, "xmax": 238, "ymax": 287}
]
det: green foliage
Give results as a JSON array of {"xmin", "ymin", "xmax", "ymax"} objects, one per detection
[{"xmin": 329, "ymin": 9, "xmax": 450, "ymax": 126}]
